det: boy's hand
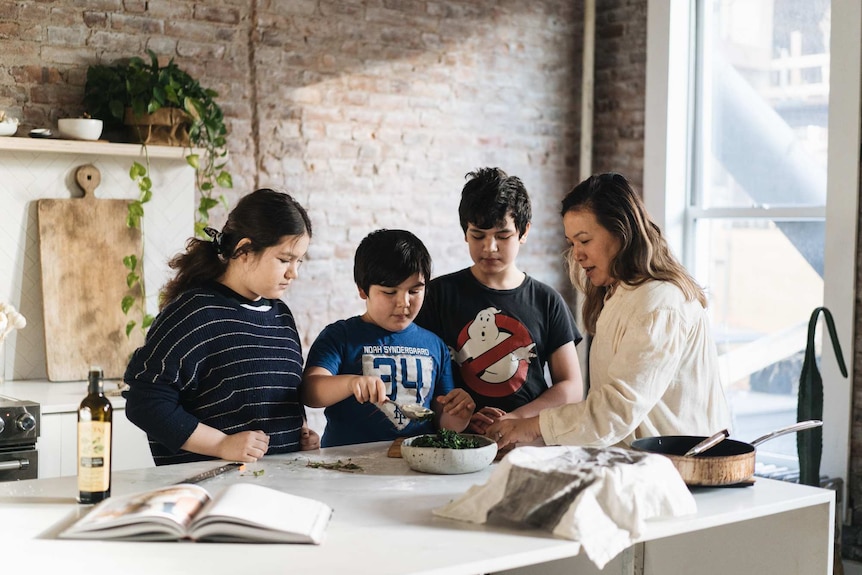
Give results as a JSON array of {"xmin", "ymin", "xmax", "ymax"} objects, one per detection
[
  {"xmin": 436, "ymin": 388, "xmax": 475, "ymax": 418},
  {"xmin": 347, "ymin": 375, "xmax": 388, "ymax": 404},
  {"xmin": 435, "ymin": 389, "xmax": 474, "ymax": 433},
  {"xmin": 468, "ymin": 406, "xmax": 507, "ymax": 434}
]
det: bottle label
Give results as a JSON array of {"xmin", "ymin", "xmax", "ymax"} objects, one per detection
[{"xmin": 78, "ymin": 421, "xmax": 111, "ymax": 492}]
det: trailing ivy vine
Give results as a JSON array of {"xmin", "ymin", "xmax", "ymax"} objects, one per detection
[{"xmin": 84, "ymin": 50, "xmax": 233, "ymax": 338}]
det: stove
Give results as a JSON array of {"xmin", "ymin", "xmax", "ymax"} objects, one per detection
[{"xmin": 0, "ymin": 395, "xmax": 39, "ymax": 481}]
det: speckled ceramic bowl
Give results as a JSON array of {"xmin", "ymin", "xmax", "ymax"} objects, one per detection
[{"xmin": 401, "ymin": 434, "xmax": 497, "ymax": 474}]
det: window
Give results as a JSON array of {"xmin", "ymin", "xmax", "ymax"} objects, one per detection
[
  {"xmin": 645, "ymin": 0, "xmax": 858, "ymax": 486},
  {"xmin": 693, "ymin": 0, "xmax": 830, "ymax": 467}
]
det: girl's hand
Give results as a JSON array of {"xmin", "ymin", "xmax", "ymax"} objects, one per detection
[
  {"xmin": 299, "ymin": 423, "xmax": 320, "ymax": 451},
  {"xmin": 219, "ymin": 430, "xmax": 270, "ymax": 462},
  {"xmin": 485, "ymin": 417, "xmax": 542, "ymax": 449},
  {"xmin": 346, "ymin": 376, "xmax": 388, "ymax": 404},
  {"xmin": 468, "ymin": 406, "xmax": 507, "ymax": 434}
]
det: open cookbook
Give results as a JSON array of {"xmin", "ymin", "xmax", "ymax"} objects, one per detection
[{"xmin": 59, "ymin": 482, "xmax": 333, "ymax": 544}]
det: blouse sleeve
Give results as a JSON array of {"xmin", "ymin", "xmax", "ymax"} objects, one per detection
[{"xmin": 539, "ymin": 305, "xmax": 689, "ymax": 447}]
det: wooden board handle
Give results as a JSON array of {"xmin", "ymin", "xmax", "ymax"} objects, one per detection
[{"xmin": 75, "ymin": 164, "xmax": 101, "ymax": 199}]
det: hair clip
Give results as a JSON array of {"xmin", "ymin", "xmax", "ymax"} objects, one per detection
[{"xmin": 203, "ymin": 226, "xmax": 225, "ymax": 255}]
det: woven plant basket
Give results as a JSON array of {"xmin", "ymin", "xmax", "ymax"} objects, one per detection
[{"xmin": 123, "ymin": 107, "xmax": 190, "ymax": 146}]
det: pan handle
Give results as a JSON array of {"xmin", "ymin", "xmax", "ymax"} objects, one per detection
[
  {"xmin": 684, "ymin": 428, "xmax": 730, "ymax": 456},
  {"xmin": 749, "ymin": 420, "xmax": 823, "ymax": 448}
]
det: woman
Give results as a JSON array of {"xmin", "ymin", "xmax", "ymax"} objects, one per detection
[
  {"xmin": 487, "ymin": 173, "xmax": 731, "ymax": 448},
  {"xmin": 124, "ymin": 188, "xmax": 319, "ymax": 465}
]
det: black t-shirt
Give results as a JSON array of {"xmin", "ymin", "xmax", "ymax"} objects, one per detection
[{"xmin": 416, "ymin": 268, "xmax": 582, "ymax": 412}]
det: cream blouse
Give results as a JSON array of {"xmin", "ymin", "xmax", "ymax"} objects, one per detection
[{"xmin": 539, "ymin": 280, "xmax": 731, "ymax": 447}]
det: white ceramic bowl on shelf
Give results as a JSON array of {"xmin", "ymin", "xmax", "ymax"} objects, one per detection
[
  {"xmin": 0, "ymin": 121, "xmax": 18, "ymax": 137},
  {"xmin": 57, "ymin": 118, "xmax": 103, "ymax": 141}
]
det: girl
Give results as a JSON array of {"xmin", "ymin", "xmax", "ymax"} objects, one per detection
[
  {"xmin": 124, "ymin": 189, "xmax": 318, "ymax": 465},
  {"xmin": 487, "ymin": 173, "xmax": 731, "ymax": 448}
]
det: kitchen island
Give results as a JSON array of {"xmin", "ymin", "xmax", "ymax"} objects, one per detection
[{"xmin": 0, "ymin": 441, "xmax": 834, "ymax": 574}]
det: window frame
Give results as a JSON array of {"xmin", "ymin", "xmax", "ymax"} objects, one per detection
[{"xmin": 643, "ymin": 0, "xmax": 859, "ymax": 492}]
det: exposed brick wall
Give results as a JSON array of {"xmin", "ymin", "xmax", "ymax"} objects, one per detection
[
  {"xmin": 0, "ymin": 0, "xmax": 615, "ymax": 351},
  {"xmin": 591, "ymin": 0, "xmax": 647, "ymax": 189},
  {"xmin": 250, "ymin": 0, "xmax": 588, "ymax": 345},
  {"xmin": 846, "ymin": 165, "xmax": 862, "ymax": 558}
]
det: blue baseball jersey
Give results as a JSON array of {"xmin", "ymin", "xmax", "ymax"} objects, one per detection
[{"xmin": 305, "ymin": 316, "xmax": 454, "ymax": 447}]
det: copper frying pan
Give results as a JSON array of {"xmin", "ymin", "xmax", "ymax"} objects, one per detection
[{"xmin": 629, "ymin": 420, "xmax": 823, "ymax": 486}]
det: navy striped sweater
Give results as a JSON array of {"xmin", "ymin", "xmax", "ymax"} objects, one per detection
[{"xmin": 123, "ymin": 282, "xmax": 305, "ymax": 465}]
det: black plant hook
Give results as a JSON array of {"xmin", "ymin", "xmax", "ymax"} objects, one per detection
[{"xmin": 797, "ymin": 307, "xmax": 847, "ymax": 487}]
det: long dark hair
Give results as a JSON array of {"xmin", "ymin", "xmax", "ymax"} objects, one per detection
[
  {"xmin": 561, "ymin": 173, "xmax": 705, "ymax": 334},
  {"xmin": 160, "ymin": 188, "xmax": 312, "ymax": 307}
]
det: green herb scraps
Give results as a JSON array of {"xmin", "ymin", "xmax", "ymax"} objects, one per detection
[
  {"xmin": 411, "ymin": 429, "xmax": 482, "ymax": 449},
  {"xmin": 306, "ymin": 459, "xmax": 363, "ymax": 473}
]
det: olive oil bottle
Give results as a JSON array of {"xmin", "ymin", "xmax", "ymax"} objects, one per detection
[{"xmin": 77, "ymin": 365, "xmax": 112, "ymax": 504}]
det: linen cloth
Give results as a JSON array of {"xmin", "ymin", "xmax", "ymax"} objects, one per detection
[{"xmin": 433, "ymin": 445, "xmax": 696, "ymax": 569}]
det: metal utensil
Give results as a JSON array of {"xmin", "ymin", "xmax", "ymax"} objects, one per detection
[
  {"xmin": 684, "ymin": 428, "xmax": 730, "ymax": 457},
  {"xmin": 385, "ymin": 399, "xmax": 434, "ymax": 421},
  {"xmin": 176, "ymin": 462, "xmax": 243, "ymax": 485}
]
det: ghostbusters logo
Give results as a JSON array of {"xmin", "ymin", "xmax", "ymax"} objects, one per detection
[{"xmin": 451, "ymin": 307, "xmax": 536, "ymax": 397}]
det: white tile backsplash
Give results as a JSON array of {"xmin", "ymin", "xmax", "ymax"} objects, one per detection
[{"xmin": 0, "ymin": 146, "xmax": 194, "ymax": 380}]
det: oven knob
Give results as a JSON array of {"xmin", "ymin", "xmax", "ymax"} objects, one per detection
[
  {"xmin": 16, "ymin": 413, "xmax": 36, "ymax": 432},
  {"xmin": 0, "ymin": 416, "xmax": 4, "ymax": 434}
]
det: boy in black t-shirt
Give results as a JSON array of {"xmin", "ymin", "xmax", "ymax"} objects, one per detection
[{"xmin": 415, "ymin": 167, "xmax": 585, "ymax": 435}]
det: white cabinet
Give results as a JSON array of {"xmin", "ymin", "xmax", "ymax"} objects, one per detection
[{"xmin": 38, "ymin": 408, "xmax": 153, "ymax": 478}]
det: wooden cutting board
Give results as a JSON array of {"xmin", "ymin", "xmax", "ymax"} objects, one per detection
[{"xmin": 38, "ymin": 164, "xmax": 145, "ymax": 381}]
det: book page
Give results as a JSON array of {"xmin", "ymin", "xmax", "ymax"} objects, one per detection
[
  {"xmin": 60, "ymin": 484, "xmax": 212, "ymax": 540},
  {"xmin": 190, "ymin": 483, "xmax": 332, "ymax": 544}
]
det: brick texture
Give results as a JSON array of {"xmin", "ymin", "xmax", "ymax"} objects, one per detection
[{"xmin": 0, "ymin": 0, "xmax": 618, "ymax": 350}]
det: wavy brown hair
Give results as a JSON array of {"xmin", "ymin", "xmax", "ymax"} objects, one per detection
[{"xmin": 561, "ymin": 173, "xmax": 706, "ymax": 335}]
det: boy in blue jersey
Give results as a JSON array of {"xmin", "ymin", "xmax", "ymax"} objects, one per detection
[{"xmin": 302, "ymin": 229, "xmax": 475, "ymax": 447}]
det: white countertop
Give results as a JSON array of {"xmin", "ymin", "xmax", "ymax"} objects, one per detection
[
  {"xmin": 0, "ymin": 379, "xmax": 128, "ymax": 413},
  {"xmin": 0, "ymin": 441, "xmax": 835, "ymax": 575}
]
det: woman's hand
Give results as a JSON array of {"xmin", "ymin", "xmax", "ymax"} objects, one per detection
[
  {"xmin": 299, "ymin": 422, "xmax": 320, "ymax": 451},
  {"xmin": 468, "ymin": 406, "xmax": 507, "ymax": 434},
  {"xmin": 486, "ymin": 417, "xmax": 542, "ymax": 449}
]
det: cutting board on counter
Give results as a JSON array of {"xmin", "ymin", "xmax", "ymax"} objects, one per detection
[{"xmin": 37, "ymin": 164, "xmax": 145, "ymax": 381}]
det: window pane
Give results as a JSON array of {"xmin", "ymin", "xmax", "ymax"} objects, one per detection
[
  {"xmin": 697, "ymin": 0, "xmax": 830, "ymax": 209},
  {"xmin": 694, "ymin": 0, "xmax": 831, "ymax": 472},
  {"xmin": 694, "ymin": 218, "xmax": 824, "ymax": 459}
]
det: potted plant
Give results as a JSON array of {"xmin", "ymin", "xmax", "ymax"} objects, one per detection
[{"xmin": 83, "ymin": 50, "xmax": 233, "ymax": 336}]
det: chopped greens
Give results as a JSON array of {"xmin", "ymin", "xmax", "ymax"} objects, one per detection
[
  {"xmin": 306, "ymin": 459, "xmax": 363, "ymax": 473},
  {"xmin": 411, "ymin": 429, "xmax": 483, "ymax": 449}
]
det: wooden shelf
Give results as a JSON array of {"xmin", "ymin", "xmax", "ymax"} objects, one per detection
[{"xmin": 0, "ymin": 135, "xmax": 194, "ymax": 159}]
